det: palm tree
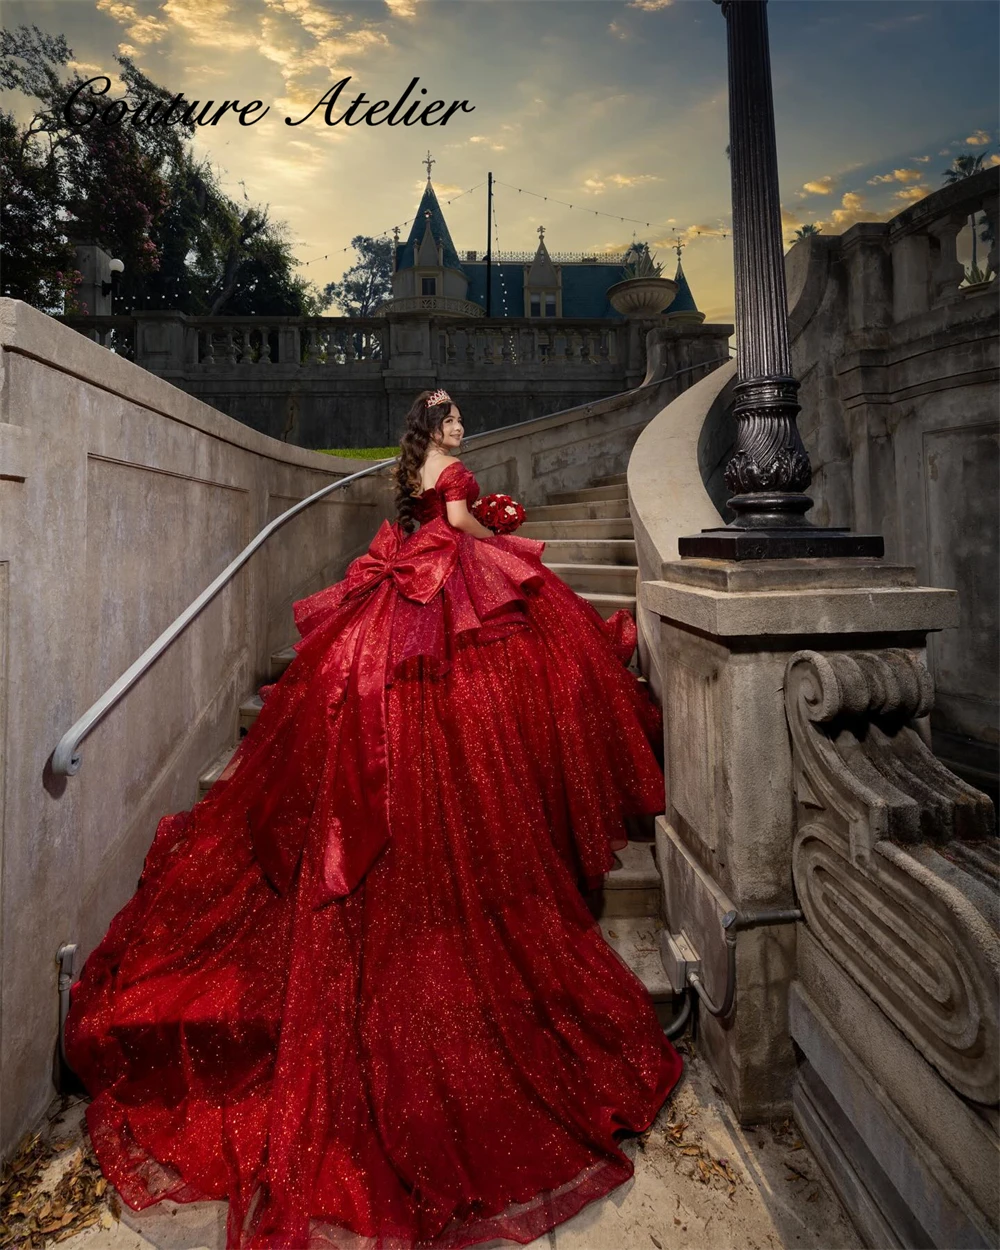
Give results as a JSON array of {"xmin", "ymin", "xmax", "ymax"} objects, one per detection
[
  {"xmin": 943, "ymin": 152, "xmax": 991, "ymax": 273},
  {"xmin": 794, "ymin": 224, "xmax": 820, "ymax": 240}
]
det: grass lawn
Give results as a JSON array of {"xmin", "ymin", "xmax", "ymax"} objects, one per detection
[{"xmin": 317, "ymin": 447, "xmax": 399, "ymax": 460}]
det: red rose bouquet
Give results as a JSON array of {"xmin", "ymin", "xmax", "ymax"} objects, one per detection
[{"xmin": 472, "ymin": 493, "xmax": 526, "ymax": 534}]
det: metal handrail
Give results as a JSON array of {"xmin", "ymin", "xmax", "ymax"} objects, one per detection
[
  {"xmin": 51, "ymin": 457, "xmax": 395, "ymax": 776},
  {"xmin": 51, "ymin": 354, "xmax": 732, "ymax": 777}
]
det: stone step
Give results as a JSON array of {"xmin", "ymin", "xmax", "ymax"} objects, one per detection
[
  {"xmin": 528, "ymin": 499, "xmax": 630, "ymax": 522},
  {"xmin": 581, "ymin": 592, "xmax": 636, "ymax": 620},
  {"xmin": 270, "ymin": 645, "xmax": 297, "ymax": 681},
  {"xmin": 239, "ymin": 693, "xmax": 264, "ymax": 735},
  {"xmin": 592, "ymin": 471, "xmax": 627, "ymax": 487},
  {"xmin": 598, "ymin": 840, "xmax": 662, "ymax": 917},
  {"xmin": 599, "ymin": 916, "xmax": 677, "ymax": 1022},
  {"xmin": 197, "ymin": 743, "xmax": 239, "ymax": 799},
  {"xmin": 520, "ymin": 518, "xmax": 635, "ymax": 540},
  {"xmin": 545, "ymin": 562, "xmax": 638, "ymax": 596},
  {"xmin": 548, "ymin": 483, "xmax": 629, "ymax": 505},
  {"xmin": 540, "ymin": 538, "xmax": 637, "ymax": 566}
]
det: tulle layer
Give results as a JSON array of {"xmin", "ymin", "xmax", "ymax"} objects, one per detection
[{"xmin": 64, "ymin": 519, "xmax": 681, "ymax": 1249}]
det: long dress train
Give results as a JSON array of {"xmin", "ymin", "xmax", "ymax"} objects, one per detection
[{"xmin": 64, "ymin": 458, "xmax": 683, "ymax": 1249}]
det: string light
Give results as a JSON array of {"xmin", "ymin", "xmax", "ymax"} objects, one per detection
[{"xmin": 493, "ymin": 179, "xmax": 659, "ymax": 230}]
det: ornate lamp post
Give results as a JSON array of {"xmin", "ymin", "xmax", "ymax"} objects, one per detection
[{"xmin": 680, "ymin": 0, "xmax": 882, "ymax": 559}]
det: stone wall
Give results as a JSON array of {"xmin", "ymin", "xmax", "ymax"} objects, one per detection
[
  {"xmin": 0, "ymin": 298, "xmax": 394, "ymax": 1162},
  {"xmin": 785, "ymin": 165, "xmax": 999, "ymax": 797}
]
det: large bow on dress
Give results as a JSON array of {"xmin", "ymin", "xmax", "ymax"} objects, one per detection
[{"xmin": 247, "ymin": 520, "xmax": 460, "ymax": 911}]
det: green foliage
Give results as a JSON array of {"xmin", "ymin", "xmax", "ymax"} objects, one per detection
[
  {"xmin": 794, "ymin": 224, "xmax": 820, "ymax": 239},
  {"xmin": 0, "ymin": 23, "xmax": 323, "ymax": 316},
  {"xmin": 318, "ymin": 446, "xmax": 400, "ymax": 460},
  {"xmin": 621, "ymin": 242, "xmax": 663, "ymax": 281},
  {"xmin": 322, "ymin": 236, "xmax": 394, "ymax": 316}
]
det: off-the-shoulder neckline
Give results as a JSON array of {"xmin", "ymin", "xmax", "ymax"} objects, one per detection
[{"xmin": 418, "ymin": 457, "xmax": 466, "ymax": 497}]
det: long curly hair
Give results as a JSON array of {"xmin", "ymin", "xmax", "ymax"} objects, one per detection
[{"xmin": 392, "ymin": 390, "xmax": 455, "ymax": 533}]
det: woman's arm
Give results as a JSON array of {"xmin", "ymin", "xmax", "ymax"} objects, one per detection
[{"xmin": 445, "ymin": 498, "xmax": 494, "ymax": 538}]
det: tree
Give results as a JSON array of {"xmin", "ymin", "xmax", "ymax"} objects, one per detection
[
  {"xmin": 942, "ymin": 151, "xmax": 993, "ymax": 273},
  {"xmin": 323, "ymin": 236, "xmax": 394, "ymax": 316},
  {"xmin": 793, "ymin": 224, "xmax": 820, "ymax": 240},
  {"xmin": 0, "ymin": 23, "xmax": 323, "ymax": 317}
]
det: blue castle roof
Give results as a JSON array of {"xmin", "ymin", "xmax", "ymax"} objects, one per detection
[
  {"xmin": 462, "ymin": 262, "xmax": 628, "ymax": 320},
  {"xmin": 395, "ymin": 182, "xmax": 464, "ymax": 272},
  {"xmin": 668, "ymin": 258, "xmax": 699, "ymax": 314}
]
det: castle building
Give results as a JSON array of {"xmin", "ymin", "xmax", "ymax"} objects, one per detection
[{"xmin": 382, "ymin": 173, "xmax": 705, "ymax": 324}]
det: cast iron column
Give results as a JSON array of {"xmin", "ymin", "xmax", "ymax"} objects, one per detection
[{"xmin": 680, "ymin": 0, "xmax": 882, "ymax": 559}]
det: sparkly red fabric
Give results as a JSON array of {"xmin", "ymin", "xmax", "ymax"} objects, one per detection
[{"xmin": 64, "ymin": 458, "xmax": 682, "ymax": 1249}]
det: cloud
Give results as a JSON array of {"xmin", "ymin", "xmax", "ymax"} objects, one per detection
[
  {"xmin": 628, "ymin": 0, "xmax": 674, "ymax": 9},
  {"xmin": 781, "ymin": 191, "xmax": 897, "ymax": 242},
  {"xmin": 965, "ymin": 129, "xmax": 991, "ymax": 145},
  {"xmin": 911, "ymin": 155, "xmax": 930, "ymax": 163},
  {"xmin": 582, "ymin": 172, "xmax": 662, "ymax": 194},
  {"xmin": 384, "ymin": 0, "xmax": 421, "ymax": 17},
  {"xmin": 608, "ymin": 22, "xmax": 630, "ymax": 40},
  {"xmin": 867, "ymin": 167, "xmax": 924, "ymax": 185},
  {"xmin": 893, "ymin": 185, "xmax": 930, "ymax": 202},
  {"xmin": 990, "ymin": 153, "xmax": 1000, "ymax": 167},
  {"xmin": 467, "ymin": 135, "xmax": 506, "ymax": 151},
  {"xmin": 95, "ymin": 0, "xmax": 169, "ymax": 45},
  {"xmin": 802, "ymin": 175, "xmax": 836, "ymax": 196},
  {"xmin": 865, "ymin": 11, "xmax": 929, "ymax": 32}
]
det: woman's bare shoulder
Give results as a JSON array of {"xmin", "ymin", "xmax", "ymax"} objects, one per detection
[{"xmin": 420, "ymin": 453, "xmax": 463, "ymax": 493}]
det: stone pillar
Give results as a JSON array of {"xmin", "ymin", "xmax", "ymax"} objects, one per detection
[
  {"xmin": 641, "ymin": 557, "xmax": 957, "ymax": 1121},
  {"xmin": 134, "ymin": 312, "xmax": 188, "ymax": 373},
  {"xmin": 71, "ymin": 242, "xmax": 114, "ymax": 317}
]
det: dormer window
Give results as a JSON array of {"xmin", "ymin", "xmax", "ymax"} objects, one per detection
[
  {"xmin": 529, "ymin": 291, "xmax": 557, "ymax": 318},
  {"xmin": 421, "ymin": 277, "xmax": 437, "ymax": 295}
]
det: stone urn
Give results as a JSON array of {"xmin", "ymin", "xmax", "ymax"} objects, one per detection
[
  {"xmin": 607, "ymin": 276, "xmax": 678, "ymax": 317},
  {"xmin": 959, "ymin": 275, "xmax": 997, "ymax": 299}
]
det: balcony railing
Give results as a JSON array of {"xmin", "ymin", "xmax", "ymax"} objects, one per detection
[{"xmin": 432, "ymin": 318, "xmax": 624, "ymax": 367}]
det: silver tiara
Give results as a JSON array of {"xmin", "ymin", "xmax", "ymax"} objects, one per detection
[{"xmin": 426, "ymin": 388, "xmax": 452, "ymax": 408}]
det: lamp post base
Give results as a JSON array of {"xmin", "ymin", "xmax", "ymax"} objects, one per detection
[{"xmin": 678, "ymin": 527, "xmax": 885, "ymax": 561}]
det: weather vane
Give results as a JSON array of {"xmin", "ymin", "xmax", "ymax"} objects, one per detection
[{"xmin": 423, "ymin": 150, "xmax": 435, "ymax": 180}]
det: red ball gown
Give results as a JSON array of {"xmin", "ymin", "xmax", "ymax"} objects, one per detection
[{"xmin": 65, "ymin": 458, "xmax": 683, "ymax": 1249}]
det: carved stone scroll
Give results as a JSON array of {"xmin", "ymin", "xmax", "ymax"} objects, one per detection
[{"xmin": 785, "ymin": 648, "xmax": 999, "ymax": 1105}]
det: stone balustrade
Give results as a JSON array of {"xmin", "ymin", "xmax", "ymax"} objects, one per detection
[{"xmin": 433, "ymin": 318, "xmax": 622, "ymax": 368}]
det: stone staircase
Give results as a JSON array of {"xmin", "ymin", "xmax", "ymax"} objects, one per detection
[{"xmin": 197, "ymin": 470, "xmax": 674, "ymax": 1025}]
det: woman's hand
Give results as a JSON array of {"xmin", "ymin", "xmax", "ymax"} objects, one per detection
[{"xmin": 445, "ymin": 498, "xmax": 494, "ymax": 538}]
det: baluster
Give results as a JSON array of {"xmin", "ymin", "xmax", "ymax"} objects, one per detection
[
  {"xmin": 302, "ymin": 326, "xmax": 315, "ymax": 364},
  {"xmin": 203, "ymin": 329, "xmax": 215, "ymax": 365},
  {"xmin": 483, "ymin": 331, "xmax": 494, "ymax": 364},
  {"xmin": 259, "ymin": 325, "xmax": 271, "ymax": 364},
  {"xmin": 240, "ymin": 326, "xmax": 255, "ymax": 364},
  {"xmin": 598, "ymin": 330, "xmax": 610, "ymax": 363},
  {"xmin": 561, "ymin": 330, "xmax": 574, "ymax": 361},
  {"xmin": 225, "ymin": 328, "xmax": 238, "ymax": 365},
  {"xmin": 465, "ymin": 330, "xmax": 476, "ymax": 363},
  {"xmin": 501, "ymin": 332, "xmax": 513, "ymax": 363},
  {"xmin": 345, "ymin": 328, "xmax": 357, "ymax": 362},
  {"xmin": 445, "ymin": 327, "xmax": 457, "ymax": 363},
  {"xmin": 579, "ymin": 329, "xmax": 591, "ymax": 365}
]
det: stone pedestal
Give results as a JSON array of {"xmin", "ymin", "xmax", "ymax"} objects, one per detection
[{"xmin": 640, "ymin": 557, "xmax": 958, "ymax": 1122}]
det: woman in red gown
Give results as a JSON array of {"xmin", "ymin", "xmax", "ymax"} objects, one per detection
[{"xmin": 64, "ymin": 389, "xmax": 683, "ymax": 1249}]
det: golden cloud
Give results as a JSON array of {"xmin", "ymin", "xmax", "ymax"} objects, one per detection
[
  {"xmin": 384, "ymin": 0, "xmax": 421, "ymax": 17},
  {"xmin": 582, "ymin": 172, "xmax": 661, "ymax": 194},
  {"xmin": 802, "ymin": 175, "xmax": 836, "ymax": 195},
  {"xmin": 95, "ymin": 0, "xmax": 168, "ymax": 45},
  {"xmin": 867, "ymin": 167, "xmax": 924, "ymax": 185},
  {"xmin": 990, "ymin": 153, "xmax": 1000, "ymax": 167},
  {"xmin": 892, "ymin": 185, "xmax": 930, "ymax": 202},
  {"xmin": 965, "ymin": 129, "xmax": 991, "ymax": 145},
  {"xmin": 628, "ymin": 0, "xmax": 674, "ymax": 9},
  {"xmin": 467, "ymin": 135, "xmax": 506, "ymax": 151}
]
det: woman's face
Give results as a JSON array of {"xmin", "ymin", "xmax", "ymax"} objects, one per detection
[{"xmin": 433, "ymin": 403, "xmax": 464, "ymax": 451}]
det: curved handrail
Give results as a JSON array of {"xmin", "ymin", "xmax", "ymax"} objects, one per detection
[
  {"xmin": 51, "ymin": 457, "xmax": 396, "ymax": 776},
  {"xmin": 51, "ymin": 354, "xmax": 731, "ymax": 778}
]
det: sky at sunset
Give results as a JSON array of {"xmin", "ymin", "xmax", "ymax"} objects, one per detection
[{"xmin": 3, "ymin": 0, "xmax": 997, "ymax": 324}]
